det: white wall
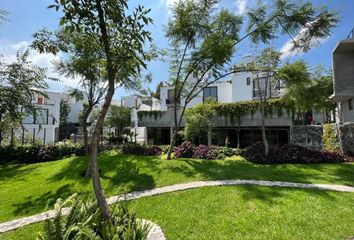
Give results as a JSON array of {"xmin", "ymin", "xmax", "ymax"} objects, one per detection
[
  {"xmin": 232, "ymin": 72, "xmax": 253, "ymax": 102},
  {"xmin": 21, "ymin": 91, "xmax": 61, "ymax": 144},
  {"xmin": 160, "ymin": 80, "xmax": 233, "ymax": 110},
  {"xmin": 341, "ymin": 100, "xmax": 354, "ymax": 122}
]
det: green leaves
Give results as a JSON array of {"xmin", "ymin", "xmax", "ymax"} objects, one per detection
[{"xmin": 0, "ymin": 49, "xmax": 49, "ymax": 131}]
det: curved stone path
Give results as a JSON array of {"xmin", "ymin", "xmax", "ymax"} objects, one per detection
[{"xmin": 1, "ymin": 180, "xmax": 353, "ymax": 235}]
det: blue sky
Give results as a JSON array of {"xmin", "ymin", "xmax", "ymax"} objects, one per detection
[{"xmin": 0, "ymin": 0, "xmax": 353, "ymax": 100}]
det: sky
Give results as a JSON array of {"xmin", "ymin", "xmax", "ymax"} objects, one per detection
[{"xmin": 0, "ymin": 0, "xmax": 353, "ymax": 100}]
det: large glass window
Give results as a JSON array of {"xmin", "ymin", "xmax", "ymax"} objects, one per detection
[
  {"xmin": 22, "ymin": 108, "xmax": 49, "ymax": 124},
  {"xmin": 203, "ymin": 87, "xmax": 218, "ymax": 102}
]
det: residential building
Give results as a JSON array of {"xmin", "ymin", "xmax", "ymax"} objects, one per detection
[
  {"xmin": 137, "ymin": 54, "xmax": 331, "ymax": 147},
  {"xmin": 21, "ymin": 91, "xmax": 61, "ymax": 144},
  {"xmin": 331, "ymin": 31, "xmax": 354, "ymax": 123}
]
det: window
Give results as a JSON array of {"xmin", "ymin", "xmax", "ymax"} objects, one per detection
[
  {"xmin": 21, "ymin": 108, "xmax": 49, "ymax": 124},
  {"xmin": 349, "ymin": 99, "xmax": 353, "ymax": 111},
  {"xmin": 166, "ymin": 89, "xmax": 177, "ymax": 104},
  {"xmin": 246, "ymin": 77, "xmax": 251, "ymax": 86},
  {"xmin": 203, "ymin": 86, "xmax": 218, "ymax": 102},
  {"xmin": 35, "ymin": 109, "xmax": 49, "ymax": 124},
  {"xmin": 252, "ymin": 79, "xmax": 257, "ymax": 97}
]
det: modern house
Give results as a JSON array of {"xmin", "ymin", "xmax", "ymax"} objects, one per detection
[
  {"xmin": 21, "ymin": 91, "xmax": 61, "ymax": 144},
  {"xmin": 136, "ymin": 55, "xmax": 331, "ymax": 147},
  {"xmin": 120, "ymin": 95, "xmax": 161, "ymax": 144},
  {"xmin": 331, "ymin": 31, "xmax": 354, "ymax": 123}
]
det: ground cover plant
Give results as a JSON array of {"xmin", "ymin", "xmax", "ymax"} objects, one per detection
[
  {"xmin": 0, "ymin": 151, "xmax": 353, "ymax": 224},
  {"xmin": 37, "ymin": 195, "xmax": 149, "ymax": 240}
]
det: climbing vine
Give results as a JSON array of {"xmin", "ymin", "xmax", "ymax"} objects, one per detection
[
  {"xmin": 137, "ymin": 99, "xmax": 296, "ymax": 126},
  {"xmin": 214, "ymin": 98, "xmax": 295, "ymax": 125}
]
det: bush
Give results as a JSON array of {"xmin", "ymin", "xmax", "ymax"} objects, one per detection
[
  {"xmin": 121, "ymin": 142, "xmax": 162, "ymax": 156},
  {"xmin": 193, "ymin": 145, "xmax": 218, "ymax": 160},
  {"xmin": 174, "ymin": 141, "xmax": 195, "ymax": 158},
  {"xmin": 38, "ymin": 195, "xmax": 150, "ymax": 240},
  {"xmin": 0, "ymin": 143, "xmax": 83, "ymax": 164},
  {"xmin": 242, "ymin": 142, "xmax": 351, "ymax": 164},
  {"xmin": 323, "ymin": 124, "xmax": 340, "ymax": 152},
  {"xmin": 216, "ymin": 147, "xmax": 242, "ymax": 159}
]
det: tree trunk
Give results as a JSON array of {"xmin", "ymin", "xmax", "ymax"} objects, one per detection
[
  {"xmin": 167, "ymin": 99, "xmax": 179, "ymax": 160},
  {"xmin": 260, "ymin": 103, "xmax": 269, "ymax": 156},
  {"xmin": 89, "ymin": 142, "xmax": 110, "ymax": 219},
  {"xmin": 83, "ymin": 105, "xmax": 94, "ymax": 178}
]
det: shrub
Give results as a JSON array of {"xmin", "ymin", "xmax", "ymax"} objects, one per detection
[
  {"xmin": 242, "ymin": 142, "xmax": 351, "ymax": 164},
  {"xmin": 216, "ymin": 146, "xmax": 242, "ymax": 159},
  {"xmin": 174, "ymin": 141, "xmax": 195, "ymax": 158},
  {"xmin": 0, "ymin": 143, "xmax": 83, "ymax": 164},
  {"xmin": 38, "ymin": 195, "xmax": 150, "ymax": 240},
  {"xmin": 323, "ymin": 124, "xmax": 340, "ymax": 152},
  {"xmin": 193, "ymin": 145, "xmax": 218, "ymax": 160},
  {"xmin": 121, "ymin": 142, "xmax": 162, "ymax": 156}
]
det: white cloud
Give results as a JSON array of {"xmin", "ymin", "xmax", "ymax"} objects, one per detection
[
  {"xmin": 160, "ymin": 0, "xmax": 179, "ymax": 8},
  {"xmin": 0, "ymin": 39, "xmax": 79, "ymax": 89},
  {"xmin": 234, "ymin": 0, "xmax": 247, "ymax": 15},
  {"xmin": 280, "ymin": 21, "xmax": 328, "ymax": 59}
]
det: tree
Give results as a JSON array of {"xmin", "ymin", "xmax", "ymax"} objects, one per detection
[
  {"xmin": 184, "ymin": 100, "xmax": 216, "ymax": 144},
  {"xmin": 59, "ymin": 99, "xmax": 71, "ymax": 140},
  {"xmin": 253, "ymin": 47, "xmax": 281, "ymax": 155},
  {"xmin": 35, "ymin": 0, "xmax": 153, "ymax": 220},
  {"xmin": 277, "ymin": 61, "xmax": 335, "ymax": 122},
  {"xmin": 165, "ymin": 0, "xmax": 338, "ymax": 159},
  {"xmin": 0, "ymin": 50, "xmax": 48, "ymax": 146},
  {"xmin": 106, "ymin": 105, "xmax": 131, "ymax": 140},
  {"xmin": 165, "ymin": 0, "xmax": 242, "ymax": 159}
]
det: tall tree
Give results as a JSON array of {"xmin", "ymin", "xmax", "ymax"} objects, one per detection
[
  {"xmin": 165, "ymin": 0, "xmax": 338, "ymax": 159},
  {"xmin": 33, "ymin": 0, "xmax": 153, "ymax": 220}
]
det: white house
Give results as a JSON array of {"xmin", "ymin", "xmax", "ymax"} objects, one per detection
[{"xmin": 21, "ymin": 91, "xmax": 61, "ymax": 144}]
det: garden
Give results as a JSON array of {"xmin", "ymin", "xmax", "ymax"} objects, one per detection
[
  {"xmin": 0, "ymin": 141, "xmax": 354, "ymax": 239},
  {"xmin": 1, "ymin": 0, "xmax": 353, "ymax": 239}
]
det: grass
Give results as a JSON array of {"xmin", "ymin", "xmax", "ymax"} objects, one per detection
[
  {"xmin": 0, "ymin": 150, "xmax": 353, "ymax": 224},
  {"xmin": 2, "ymin": 185, "xmax": 354, "ymax": 240}
]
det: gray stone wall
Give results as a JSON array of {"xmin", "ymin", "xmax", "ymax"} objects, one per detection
[
  {"xmin": 291, "ymin": 125, "xmax": 323, "ymax": 149},
  {"xmin": 338, "ymin": 123, "xmax": 354, "ymax": 156}
]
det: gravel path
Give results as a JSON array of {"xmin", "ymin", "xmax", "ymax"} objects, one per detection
[{"xmin": 1, "ymin": 179, "xmax": 353, "ymax": 236}]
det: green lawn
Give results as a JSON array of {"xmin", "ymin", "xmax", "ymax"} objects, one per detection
[
  {"xmin": 0, "ymin": 151, "xmax": 353, "ymax": 224},
  {"xmin": 2, "ymin": 185, "xmax": 354, "ymax": 240}
]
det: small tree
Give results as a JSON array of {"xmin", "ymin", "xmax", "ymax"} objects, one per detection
[
  {"xmin": 106, "ymin": 105, "xmax": 131, "ymax": 141},
  {"xmin": 184, "ymin": 100, "xmax": 216, "ymax": 145},
  {"xmin": 253, "ymin": 47, "xmax": 281, "ymax": 155},
  {"xmin": 59, "ymin": 99, "xmax": 71, "ymax": 140},
  {"xmin": 277, "ymin": 61, "xmax": 335, "ymax": 123}
]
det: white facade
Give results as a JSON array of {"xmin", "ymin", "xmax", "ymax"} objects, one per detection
[
  {"xmin": 21, "ymin": 91, "xmax": 61, "ymax": 144},
  {"xmin": 119, "ymin": 95, "xmax": 161, "ymax": 144},
  {"xmin": 159, "ymin": 80, "xmax": 233, "ymax": 111}
]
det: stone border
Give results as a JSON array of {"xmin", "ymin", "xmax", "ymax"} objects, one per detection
[{"xmin": 1, "ymin": 180, "xmax": 353, "ymax": 234}]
